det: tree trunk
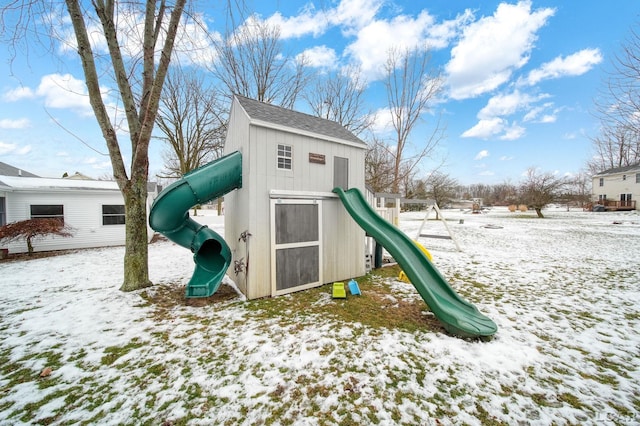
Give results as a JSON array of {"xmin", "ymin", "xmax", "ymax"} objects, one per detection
[
  {"xmin": 27, "ymin": 237, "xmax": 33, "ymax": 256},
  {"xmin": 535, "ymin": 208, "xmax": 544, "ymax": 218},
  {"xmin": 120, "ymin": 176, "xmax": 152, "ymax": 291}
]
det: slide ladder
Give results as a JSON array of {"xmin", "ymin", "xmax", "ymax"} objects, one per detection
[
  {"xmin": 149, "ymin": 151, "xmax": 242, "ymax": 297},
  {"xmin": 333, "ymin": 187, "xmax": 497, "ymax": 338}
]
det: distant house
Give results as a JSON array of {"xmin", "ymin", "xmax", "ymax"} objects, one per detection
[
  {"xmin": 592, "ymin": 163, "xmax": 640, "ymax": 211},
  {"xmin": 0, "ymin": 162, "xmax": 160, "ymax": 254}
]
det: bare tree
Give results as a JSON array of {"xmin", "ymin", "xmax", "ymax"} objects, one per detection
[
  {"xmin": 212, "ymin": 17, "xmax": 309, "ymax": 108},
  {"xmin": 365, "ymin": 137, "xmax": 396, "ymax": 193},
  {"xmin": 587, "ymin": 123, "xmax": 639, "ymax": 174},
  {"xmin": 304, "ymin": 66, "xmax": 374, "ymax": 137},
  {"xmin": 156, "ymin": 69, "xmax": 226, "ymax": 178},
  {"xmin": 519, "ymin": 168, "xmax": 567, "ymax": 218},
  {"xmin": 591, "ymin": 24, "xmax": 640, "ymax": 173},
  {"xmin": 383, "ymin": 46, "xmax": 445, "ymax": 193},
  {"xmin": 1, "ymin": 0, "xmax": 187, "ymax": 291},
  {"xmin": 424, "ymin": 171, "xmax": 458, "ymax": 211}
]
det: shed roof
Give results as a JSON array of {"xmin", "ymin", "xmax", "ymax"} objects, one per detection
[
  {"xmin": 593, "ymin": 163, "xmax": 640, "ymax": 177},
  {"xmin": 0, "ymin": 161, "xmax": 39, "ymax": 178},
  {"xmin": 234, "ymin": 94, "xmax": 366, "ymax": 146}
]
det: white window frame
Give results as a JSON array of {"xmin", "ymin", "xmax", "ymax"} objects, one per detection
[
  {"xmin": 277, "ymin": 144, "xmax": 292, "ymax": 170},
  {"xmin": 102, "ymin": 204, "xmax": 126, "ymax": 225}
]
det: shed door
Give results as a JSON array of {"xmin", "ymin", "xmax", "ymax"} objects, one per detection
[{"xmin": 270, "ymin": 199, "xmax": 322, "ymax": 296}]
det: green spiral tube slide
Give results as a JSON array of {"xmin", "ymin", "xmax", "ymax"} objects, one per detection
[{"xmin": 149, "ymin": 151, "xmax": 242, "ymax": 297}]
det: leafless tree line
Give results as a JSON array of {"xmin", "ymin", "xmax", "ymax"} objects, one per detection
[
  {"xmin": 155, "ymin": 6, "xmax": 445, "ymax": 196},
  {"xmin": 589, "ymin": 24, "xmax": 640, "ymax": 173}
]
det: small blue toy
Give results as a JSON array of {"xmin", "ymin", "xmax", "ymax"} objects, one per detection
[{"xmin": 348, "ymin": 279, "xmax": 361, "ymax": 296}]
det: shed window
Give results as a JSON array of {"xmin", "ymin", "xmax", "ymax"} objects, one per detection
[
  {"xmin": 636, "ymin": 173, "xmax": 640, "ymax": 183},
  {"xmin": 0, "ymin": 197, "xmax": 5, "ymax": 226},
  {"xmin": 623, "ymin": 174, "xmax": 627, "ymax": 181},
  {"xmin": 599, "ymin": 177, "xmax": 604, "ymax": 187},
  {"xmin": 30, "ymin": 204, "xmax": 64, "ymax": 224},
  {"xmin": 102, "ymin": 205, "xmax": 126, "ymax": 225},
  {"xmin": 277, "ymin": 144, "xmax": 292, "ymax": 170},
  {"xmin": 334, "ymin": 156, "xmax": 349, "ymax": 190}
]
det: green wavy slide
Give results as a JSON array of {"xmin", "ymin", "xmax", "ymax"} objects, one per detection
[
  {"xmin": 149, "ymin": 151, "xmax": 242, "ymax": 298},
  {"xmin": 333, "ymin": 187, "xmax": 497, "ymax": 338}
]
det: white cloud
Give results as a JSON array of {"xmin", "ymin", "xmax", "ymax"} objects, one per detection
[
  {"xmin": 465, "ymin": 90, "xmax": 553, "ymax": 140},
  {"xmin": 16, "ymin": 145, "xmax": 32, "ymax": 155},
  {"xmin": 345, "ymin": 10, "xmax": 469, "ymax": 81},
  {"xmin": 475, "ymin": 150, "xmax": 489, "ymax": 160},
  {"xmin": 299, "ymin": 45, "xmax": 338, "ymax": 69},
  {"xmin": 264, "ymin": 6, "xmax": 331, "ymax": 39},
  {"xmin": 499, "ymin": 155, "xmax": 514, "ymax": 161},
  {"xmin": 3, "ymin": 86, "xmax": 35, "ymax": 101},
  {"xmin": 446, "ymin": 1, "xmax": 555, "ymax": 100},
  {"xmin": 461, "ymin": 118, "xmax": 505, "ymax": 139},
  {"xmin": 258, "ymin": 0, "xmax": 384, "ymax": 40},
  {"xmin": 500, "ymin": 123, "xmax": 526, "ymax": 140},
  {"xmin": 0, "ymin": 142, "xmax": 16, "ymax": 155},
  {"xmin": 478, "ymin": 90, "xmax": 540, "ymax": 120},
  {"xmin": 84, "ymin": 157, "xmax": 112, "ymax": 170},
  {"xmin": 0, "ymin": 141, "xmax": 31, "ymax": 155},
  {"xmin": 0, "ymin": 118, "xmax": 30, "ymax": 129},
  {"xmin": 369, "ymin": 106, "xmax": 395, "ymax": 135},
  {"xmin": 524, "ymin": 48, "xmax": 603, "ymax": 85},
  {"xmin": 331, "ymin": 0, "xmax": 385, "ymax": 34},
  {"xmin": 253, "ymin": 0, "xmax": 469, "ymax": 82},
  {"xmin": 35, "ymin": 73, "xmax": 94, "ymax": 113}
]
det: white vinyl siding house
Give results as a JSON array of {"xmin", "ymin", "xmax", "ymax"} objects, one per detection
[
  {"xmin": 0, "ymin": 175, "xmax": 158, "ymax": 254},
  {"xmin": 224, "ymin": 95, "xmax": 367, "ymax": 300},
  {"xmin": 592, "ymin": 164, "xmax": 640, "ymax": 211}
]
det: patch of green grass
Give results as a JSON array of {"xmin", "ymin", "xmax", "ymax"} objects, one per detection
[
  {"xmin": 557, "ymin": 392, "xmax": 588, "ymax": 411},
  {"xmin": 244, "ymin": 266, "xmax": 442, "ymax": 334},
  {"xmin": 100, "ymin": 338, "xmax": 146, "ymax": 366},
  {"xmin": 587, "ymin": 355, "xmax": 630, "ymax": 377}
]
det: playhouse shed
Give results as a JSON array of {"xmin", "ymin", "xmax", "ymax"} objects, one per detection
[{"xmin": 224, "ymin": 95, "xmax": 367, "ymax": 299}]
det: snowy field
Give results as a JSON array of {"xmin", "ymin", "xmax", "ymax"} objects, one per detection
[{"xmin": 1, "ymin": 206, "xmax": 639, "ymax": 425}]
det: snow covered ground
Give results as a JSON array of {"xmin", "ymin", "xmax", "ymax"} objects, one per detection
[{"xmin": 1, "ymin": 207, "xmax": 639, "ymax": 425}]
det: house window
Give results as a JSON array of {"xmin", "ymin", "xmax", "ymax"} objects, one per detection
[
  {"xmin": 0, "ymin": 197, "xmax": 5, "ymax": 226},
  {"xmin": 599, "ymin": 177, "xmax": 604, "ymax": 187},
  {"xmin": 30, "ymin": 204, "xmax": 64, "ymax": 224},
  {"xmin": 277, "ymin": 144, "xmax": 292, "ymax": 170},
  {"xmin": 102, "ymin": 205, "xmax": 125, "ymax": 225}
]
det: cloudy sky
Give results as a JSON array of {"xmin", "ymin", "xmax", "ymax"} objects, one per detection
[{"xmin": 0, "ymin": 0, "xmax": 638, "ymax": 185}]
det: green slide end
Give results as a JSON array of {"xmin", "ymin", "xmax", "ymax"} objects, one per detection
[
  {"xmin": 149, "ymin": 151, "xmax": 242, "ymax": 298},
  {"xmin": 333, "ymin": 187, "xmax": 497, "ymax": 338}
]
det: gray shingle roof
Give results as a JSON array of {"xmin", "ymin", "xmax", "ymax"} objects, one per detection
[
  {"xmin": 0, "ymin": 161, "xmax": 39, "ymax": 177},
  {"xmin": 594, "ymin": 163, "xmax": 640, "ymax": 176},
  {"xmin": 235, "ymin": 95, "xmax": 365, "ymax": 146}
]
